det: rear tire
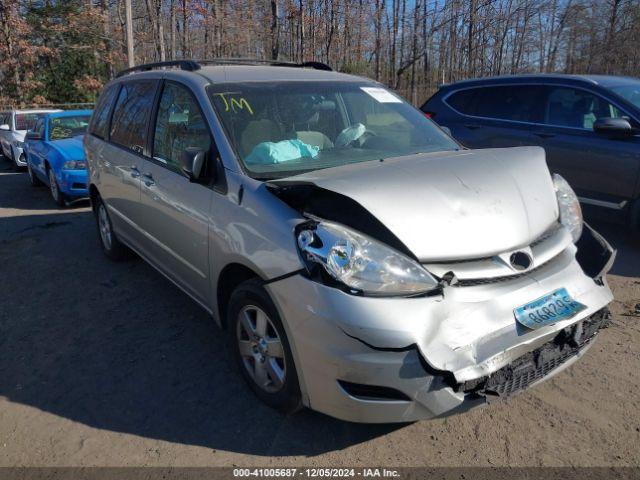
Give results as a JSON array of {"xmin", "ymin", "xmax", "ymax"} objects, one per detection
[
  {"xmin": 227, "ymin": 278, "xmax": 302, "ymax": 414},
  {"xmin": 94, "ymin": 194, "xmax": 131, "ymax": 261}
]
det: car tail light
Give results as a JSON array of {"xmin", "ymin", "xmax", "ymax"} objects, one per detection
[{"xmin": 423, "ymin": 111, "xmax": 435, "ymax": 119}]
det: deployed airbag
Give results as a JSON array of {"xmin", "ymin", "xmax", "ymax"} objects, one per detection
[{"xmin": 245, "ymin": 139, "xmax": 319, "ymax": 165}]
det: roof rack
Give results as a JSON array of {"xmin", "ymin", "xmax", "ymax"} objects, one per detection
[
  {"xmin": 116, "ymin": 60, "xmax": 201, "ymax": 78},
  {"xmin": 115, "ymin": 58, "xmax": 332, "ymax": 77}
]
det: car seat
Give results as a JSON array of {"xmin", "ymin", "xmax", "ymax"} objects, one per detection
[{"xmin": 240, "ymin": 119, "xmax": 284, "ymax": 157}]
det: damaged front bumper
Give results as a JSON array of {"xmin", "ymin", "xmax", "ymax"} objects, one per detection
[{"xmin": 265, "ymin": 224, "xmax": 615, "ymax": 423}]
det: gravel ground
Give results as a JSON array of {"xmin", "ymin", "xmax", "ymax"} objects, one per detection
[{"xmin": 0, "ymin": 163, "xmax": 639, "ymax": 467}]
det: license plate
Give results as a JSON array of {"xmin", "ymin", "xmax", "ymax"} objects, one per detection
[{"xmin": 514, "ymin": 288, "xmax": 586, "ymax": 330}]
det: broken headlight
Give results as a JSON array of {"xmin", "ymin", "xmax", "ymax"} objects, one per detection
[
  {"xmin": 296, "ymin": 221, "xmax": 438, "ymax": 296},
  {"xmin": 553, "ymin": 173, "xmax": 583, "ymax": 242}
]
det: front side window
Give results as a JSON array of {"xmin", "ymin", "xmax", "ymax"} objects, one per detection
[
  {"xmin": 48, "ymin": 115, "xmax": 91, "ymax": 141},
  {"xmin": 208, "ymin": 82, "xmax": 458, "ymax": 179},
  {"xmin": 90, "ymin": 85, "xmax": 118, "ymax": 139},
  {"xmin": 153, "ymin": 83, "xmax": 212, "ymax": 173},
  {"xmin": 544, "ymin": 87, "xmax": 624, "ymax": 129},
  {"xmin": 15, "ymin": 113, "xmax": 47, "ymax": 131},
  {"xmin": 110, "ymin": 80, "xmax": 157, "ymax": 153},
  {"xmin": 34, "ymin": 119, "xmax": 45, "ymax": 138},
  {"xmin": 608, "ymin": 81, "xmax": 640, "ymax": 111}
]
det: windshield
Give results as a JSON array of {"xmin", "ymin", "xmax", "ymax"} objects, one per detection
[
  {"xmin": 15, "ymin": 113, "xmax": 48, "ymax": 131},
  {"xmin": 208, "ymin": 82, "xmax": 459, "ymax": 179},
  {"xmin": 48, "ymin": 115, "xmax": 91, "ymax": 140},
  {"xmin": 609, "ymin": 81, "xmax": 640, "ymax": 110}
]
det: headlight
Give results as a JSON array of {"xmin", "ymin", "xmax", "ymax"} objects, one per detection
[
  {"xmin": 553, "ymin": 173, "xmax": 582, "ymax": 242},
  {"xmin": 297, "ymin": 221, "xmax": 438, "ymax": 296},
  {"xmin": 62, "ymin": 160, "xmax": 87, "ymax": 170}
]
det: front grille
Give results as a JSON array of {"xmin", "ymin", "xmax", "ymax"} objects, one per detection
[
  {"xmin": 461, "ymin": 308, "xmax": 611, "ymax": 397},
  {"xmin": 453, "ymin": 260, "xmax": 550, "ymax": 287},
  {"xmin": 440, "ymin": 223, "xmax": 564, "ymax": 288},
  {"xmin": 484, "ymin": 343, "xmax": 580, "ymax": 396}
]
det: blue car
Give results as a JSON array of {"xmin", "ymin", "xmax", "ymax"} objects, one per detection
[{"xmin": 24, "ymin": 109, "xmax": 92, "ymax": 206}]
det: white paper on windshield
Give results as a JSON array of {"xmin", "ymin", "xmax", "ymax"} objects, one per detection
[{"xmin": 360, "ymin": 87, "xmax": 402, "ymax": 103}]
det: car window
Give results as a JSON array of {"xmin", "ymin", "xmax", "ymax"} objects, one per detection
[
  {"xmin": 609, "ymin": 82, "xmax": 640, "ymax": 110},
  {"xmin": 49, "ymin": 115, "xmax": 91, "ymax": 141},
  {"xmin": 90, "ymin": 85, "xmax": 119, "ymax": 139},
  {"xmin": 0, "ymin": 112, "xmax": 8, "ymax": 126},
  {"xmin": 544, "ymin": 87, "xmax": 624, "ymax": 129},
  {"xmin": 153, "ymin": 83, "xmax": 212, "ymax": 173},
  {"xmin": 449, "ymin": 85, "xmax": 546, "ymax": 122},
  {"xmin": 208, "ymin": 81, "xmax": 458, "ymax": 180},
  {"xmin": 446, "ymin": 89, "xmax": 478, "ymax": 115},
  {"xmin": 15, "ymin": 113, "xmax": 47, "ymax": 131},
  {"xmin": 34, "ymin": 119, "xmax": 45, "ymax": 138},
  {"xmin": 110, "ymin": 80, "xmax": 157, "ymax": 153}
]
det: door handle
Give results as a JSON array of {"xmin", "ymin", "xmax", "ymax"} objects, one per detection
[
  {"xmin": 142, "ymin": 173, "xmax": 155, "ymax": 186},
  {"xmin": 464, "ymin": 124, "xmax": 481, "ymax": 130},
  {"xmin": 130, "ymin": 166, "xmax": 140, "ymax": 178},
  {"xmin": 533, "ymin": 132, "xmax": 556, "ymax": 139}
]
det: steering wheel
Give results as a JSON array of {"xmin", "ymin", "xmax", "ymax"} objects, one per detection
[{"xmin": 335, "ymin": 123, "xmax": 377, "ymax": 148}]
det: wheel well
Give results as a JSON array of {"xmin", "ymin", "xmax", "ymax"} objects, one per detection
[
  {"xmin": 217, "ymin": 263, "xmax": 261, "ymax": 328},
  {"xmin": 631, "ymin": 198, "xmax": 640, "ymax": 232},
  {"xmin": 89, "ymin": 184, "xmax": 100, "ymax": 212}
]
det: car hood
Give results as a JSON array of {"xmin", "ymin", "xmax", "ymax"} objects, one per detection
[
  {"xmin": 49, "ymin": 136, "xmax": 85, "ymax": 160},
  {"xmin": 274, "ymin": 146, "xmax": 559, "ymax": 261}
]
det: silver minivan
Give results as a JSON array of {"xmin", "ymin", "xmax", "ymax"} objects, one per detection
[{"xmin": 84, "ymin": 60, "xmax": 615, "ymax": 423}]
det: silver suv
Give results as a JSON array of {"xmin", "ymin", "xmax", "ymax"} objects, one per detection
[{"xmin": 85, "ymin": 59, "xmax": 615, "ymax": 423}]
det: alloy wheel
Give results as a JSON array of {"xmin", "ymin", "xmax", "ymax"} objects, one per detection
[
  {"xmin": 236, "ymin": 305, "xmax": 287, "ymax": 393},
  {"xmin": 48, "ymin": 170, "xmax": 59, "ymax": 202},
  {"xmin": 98, "ymin": 203, "xmax": 112, "ymax": 251}
]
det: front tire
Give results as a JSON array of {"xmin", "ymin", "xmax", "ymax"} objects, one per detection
[
  {"xmin": 48, "ymin": 168, "xmax": 65, "ymax": 207},
  {"xmin": 631, "ymin": 198, "xmax": 640, "ymax": 232},
  {"xmin": 94, "ymin": 194, "xmax": 131, "ymax": 261},
  {"xmin": 27, "ymin": 162, "xmax": 43, "ymax": 186},
  {"xmin": 11, "ymin": 147, "xmax": 19, "ymax": 170},
  {"xmin": 227, "ymin": 279, "xmax": 302, "ymax": 414}
]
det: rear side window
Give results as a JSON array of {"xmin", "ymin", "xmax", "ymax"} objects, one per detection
[
  {"xmin": 110, "ymin": 80, "xmax": 157, "ymax": 154},
  {"xmin": 446, "ymin": 89, "xmax": 478, "ymax": 115},
  {"xmin": 89, "ymin": 85, "xmax": 118, "ymax": 139},
  {"xmin": 447, "ymin": 85, "xmax": 546, "ymax": 123}
]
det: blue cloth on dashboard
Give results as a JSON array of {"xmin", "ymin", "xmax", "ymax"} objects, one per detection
[{"xmin": 245, "ymin": 139, "xmax": 319, "ymax": 164}]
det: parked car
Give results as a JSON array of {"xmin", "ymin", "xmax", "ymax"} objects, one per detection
[
  {"xmin": 24, "ymin": 110, "xmax": 92, "ymax": 206},
  {"xmin": 421, "ymin": 74, "xmax": 640, "ymax": 229},
  {"xmin": 85, "ymin": 60, "xmax": 614, "ymax": 423},
  {"xmin": 0, "ymin": 108, "xmax": 61, "ymax": 169}
]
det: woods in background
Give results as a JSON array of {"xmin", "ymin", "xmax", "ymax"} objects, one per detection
[{"xmin": 0, "ymin": 0, "xmax": 639, "ymax": 107}]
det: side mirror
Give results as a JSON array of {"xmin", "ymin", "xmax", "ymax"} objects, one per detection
[
  {"xmin": 593, "ymin": 117, "xmax": 634, "ymax": 138},
  {"xmin": 0, "ymin": 124, "xmax": 10, "ymax": 131},
  {"xmin": 25, "ymin": 131, "xmax": 42, "ymax": 141},
  {"xmin": 179, "ymin": 147, "xmax": 209, "ymax": 183}
]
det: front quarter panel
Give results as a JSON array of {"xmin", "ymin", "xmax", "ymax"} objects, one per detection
[{"xmin": 208, "ymin": 170, "xmax": 305, "ymax": 319}]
